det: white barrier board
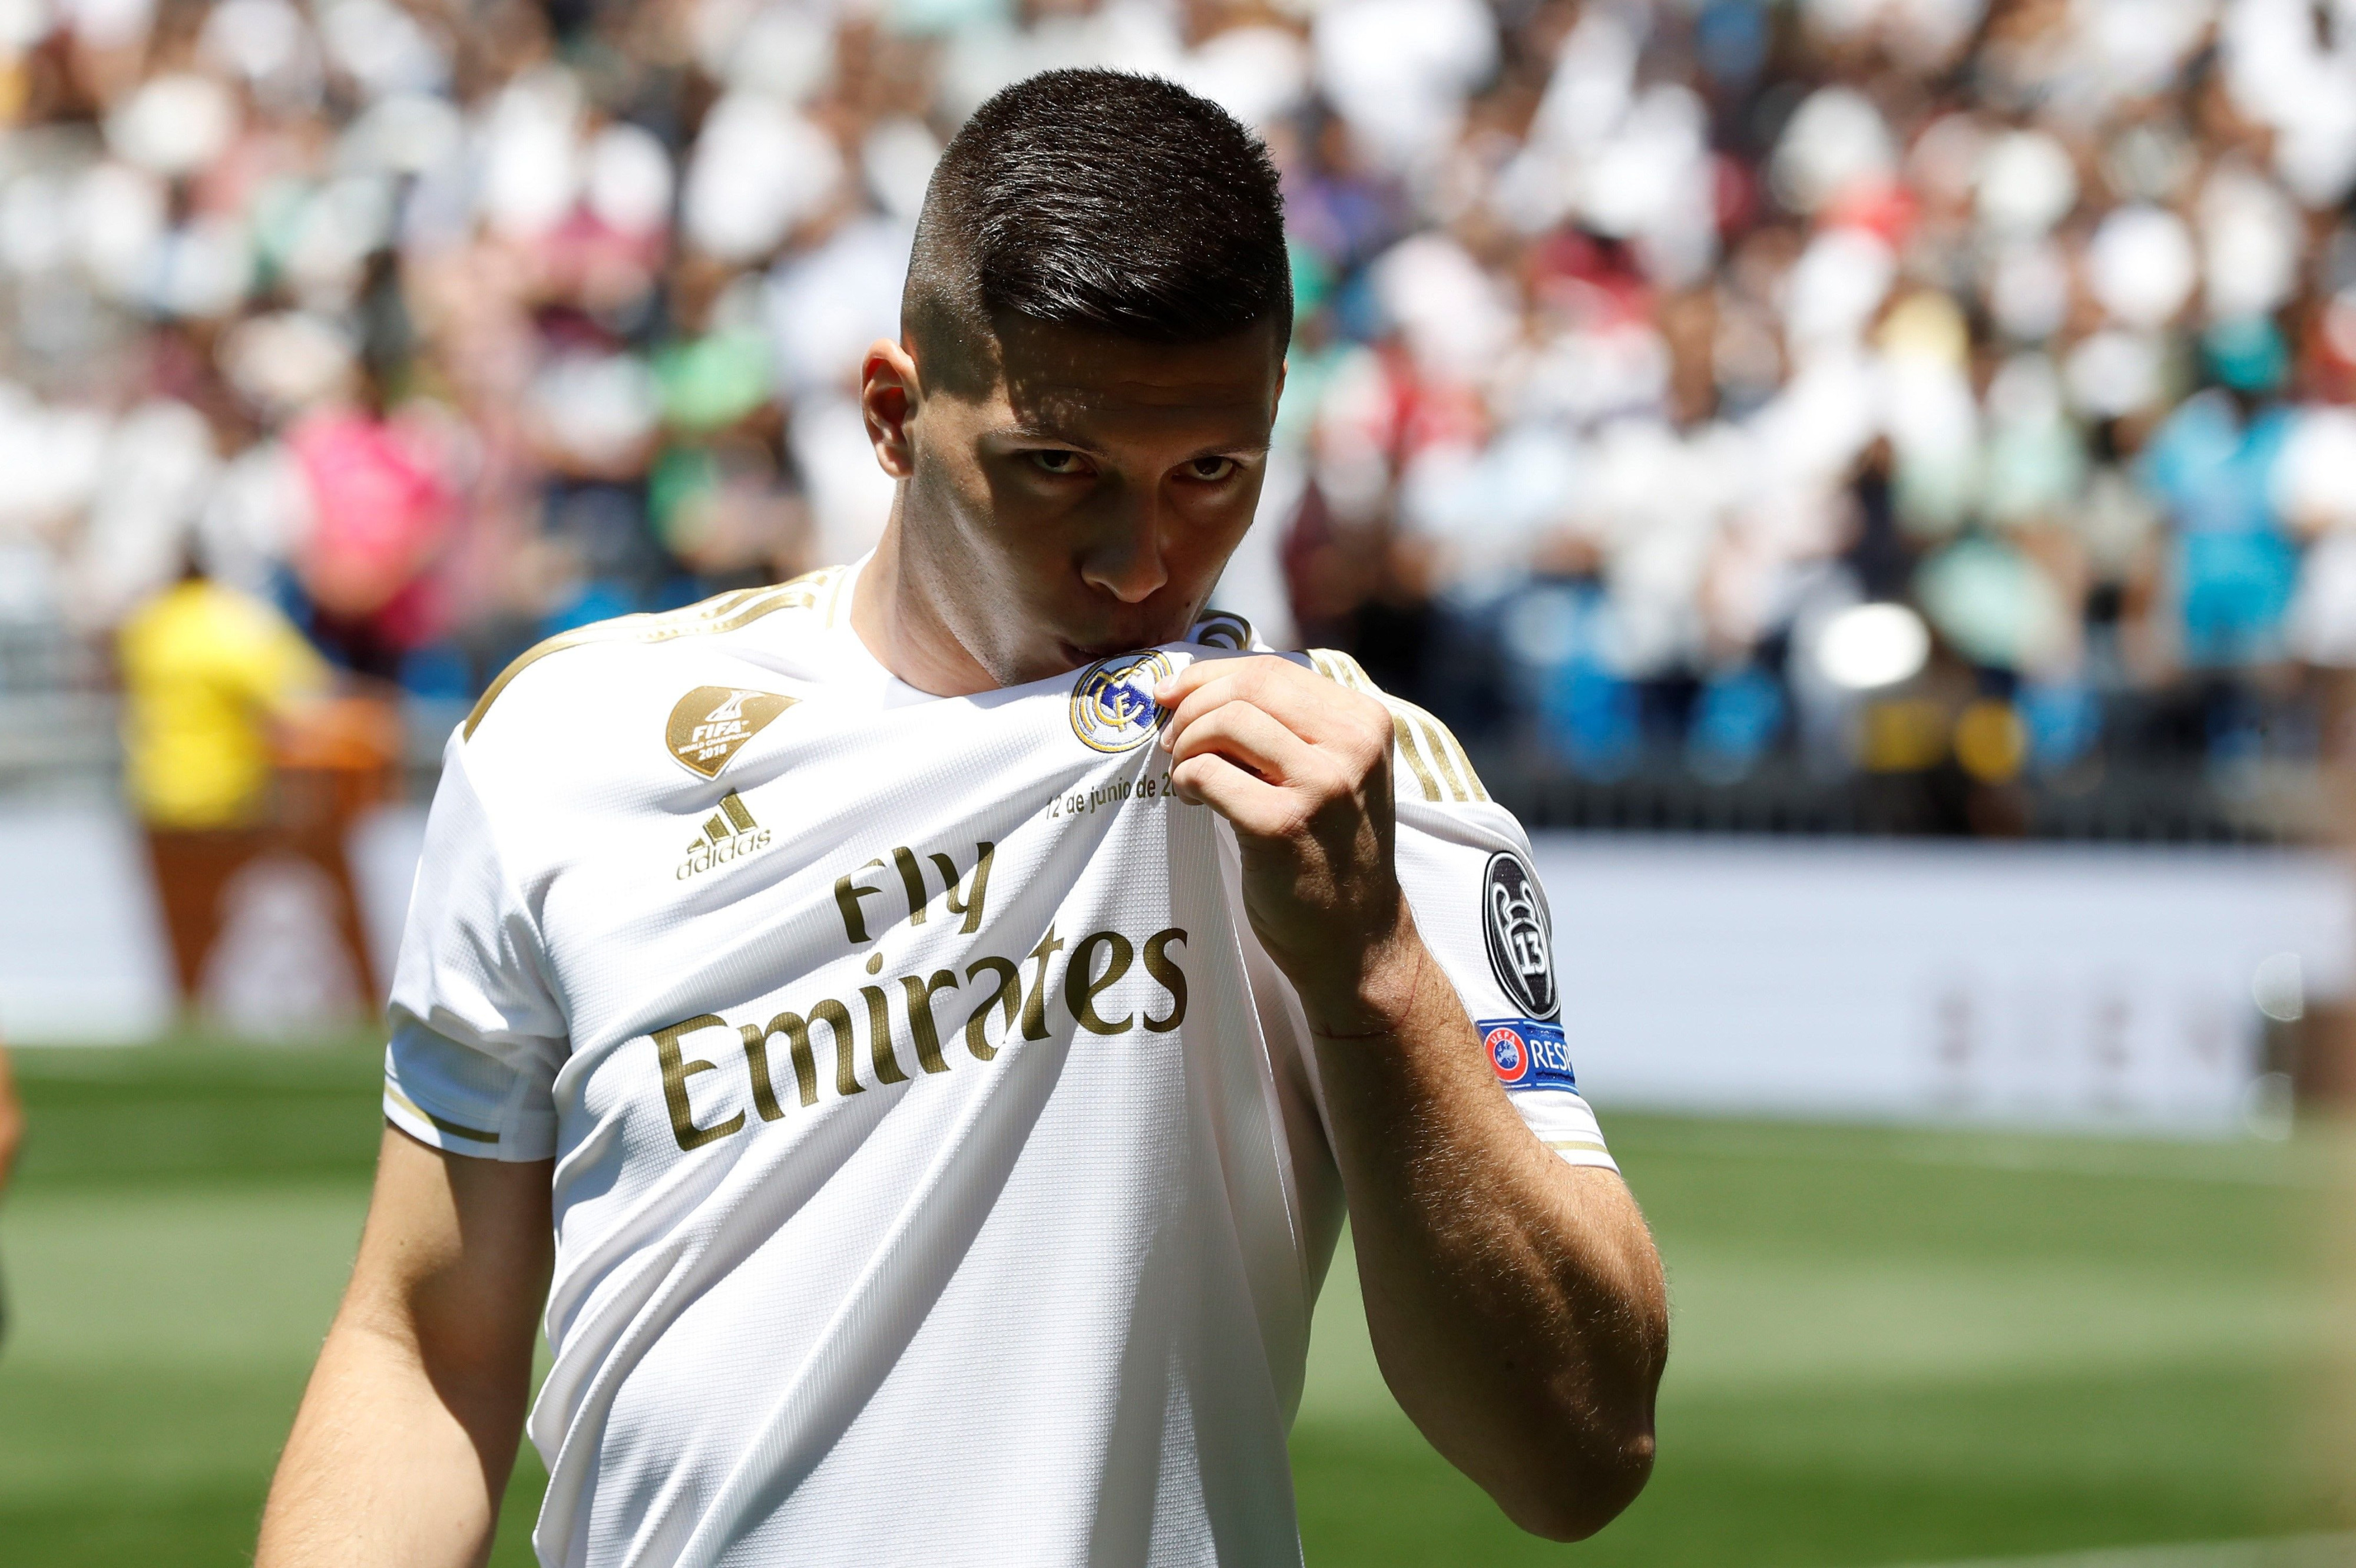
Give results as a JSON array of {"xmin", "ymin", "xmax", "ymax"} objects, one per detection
[
  {"xmin": 1534, "ymin": 836, "xmax": 2354, "ymax": 1134},
  {"xmin": 0, "ymin": 800, "xmax": 177, "ymax": 1040}
]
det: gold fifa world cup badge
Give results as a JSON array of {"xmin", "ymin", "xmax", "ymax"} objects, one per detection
[{"xmin": 666, "ymin": 686, "xmax": 799, "ymax": 778}]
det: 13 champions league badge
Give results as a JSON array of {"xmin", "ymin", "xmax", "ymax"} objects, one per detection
[
  {"xmin": 1482, "ymin": 851, "xmax": 1558, "ymax": 1020},
  {"xmin": 1070, "ymin": 651, "xmax": 1174, "ymax": 753}
]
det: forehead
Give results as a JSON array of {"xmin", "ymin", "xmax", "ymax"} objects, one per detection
[{"xmin": 981, "ymin": 316, "xmax": 1282, "ymax": 438}]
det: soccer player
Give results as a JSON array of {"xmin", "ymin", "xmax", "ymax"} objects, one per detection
[{"xmin": 258, "ymin": 70, "xmax": 1666, "ymax": 1567}]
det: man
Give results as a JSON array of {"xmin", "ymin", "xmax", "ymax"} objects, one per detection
[
  {"xmin": 259, "ymin": 71, "xmax": 1666, "ymax": 1567},
  {"xmin": 117, "ymin": 556, "xmax": 331, "ymax": 841},
  {"xmin": 117, "ymin": 555, "xmax": 385, "ymax": 1015}
]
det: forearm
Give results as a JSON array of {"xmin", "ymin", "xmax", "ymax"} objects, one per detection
[
  {"xmin": 258, "ymin": 1310, "xmax": 524, "ymax": 1568},
  {"xmin": 1150, "ymin": 656, "xmax": 1666, "ymax": 1530},
  {"xmin": 259, "ymin": 1129, "xmax": 551, "ymax": 1568},
  {"xmin": 1311, "ymin": 927, "xmax": 1667, "ymax": 1540}
]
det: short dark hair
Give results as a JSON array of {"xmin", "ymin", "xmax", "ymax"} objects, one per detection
[{"xmin": 905, "ymin": 70, "xmax": 1290, "ymax": 364}]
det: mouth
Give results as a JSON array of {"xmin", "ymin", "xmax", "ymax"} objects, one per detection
[{"xmin": 1056, "ymin": 639, "xmax": 1145, "ymax": 669}]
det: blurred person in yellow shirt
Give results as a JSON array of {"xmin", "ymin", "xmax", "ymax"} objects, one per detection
[
  {"xmin": 117, "ymin": 557, "xmax": 391, "ymax": 1018},
  {"xmin": 118, "ymin": 559, "xmax": 331, "ymax": 831}
]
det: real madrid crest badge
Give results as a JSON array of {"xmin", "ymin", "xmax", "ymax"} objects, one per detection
[{"xmin": 1068, "ymin": 651, "xmax": 1174, "ymax": 753}]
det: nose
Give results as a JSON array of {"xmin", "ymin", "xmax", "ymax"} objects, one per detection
[{"xmin": 1079, "ymin": 496, "xmax": 1169, "ymax": 605}]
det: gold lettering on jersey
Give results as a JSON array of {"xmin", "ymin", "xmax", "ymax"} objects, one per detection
[
  {"xmin": 1021, "ymin": 926, "xmax": 1064, "ymax": 1040},
  {"xmin": 962, "ymin": 957, "xmax": 1020, "ymax": 1060},
  {"xmin": 651, "ymin": 1015, "xmax": 745, "ymax": 1149},
  {"xmin": 641, "ymin": 924, "xmax": 1190, "ymax": 1153},
  {"xmin": 1142, "ymin": 929, "xmax": 1187, "ymax": 1033},
  {"xmin": 807, "ymin": 997, "xmax": 861, "ymax": 1097},
  {"xmin": 739, "ymin": 1011, "xmax": 818, "ymax": 1114},
  {"xmin": 900, "ymin": 970, "xmax": 959, "ymax": 1073},
  {"xmin": 833, "ymin": 842, "xmax": 994, "ymax": 944},
  {"xmin": 1066, "ymin": 929, "xmax": 1135, "ymax": 1034},
  {"xmin": 858, "ymin": 985, "xmax": 911, "ymax": 1084},
  {"xmin": 665, "ymin": 686, "xmax": 798, "ymax": 779},
  {"xmin": 935, "ymin": 844, "xmax": 994, "ymax": 933},
  {"xmin": 834, "ymin": 859, "xmax": 888, "ymax": 943}
]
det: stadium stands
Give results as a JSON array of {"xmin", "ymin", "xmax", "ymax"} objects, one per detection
[{"xmin": 0, "ymin": 0, "xmax": 2351, "ymax": 835}]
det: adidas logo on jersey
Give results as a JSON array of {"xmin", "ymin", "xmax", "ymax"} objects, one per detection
[
  {"xmin": 667, "ymin": 686, "xmax": 798, "ymax": 778},
  {"xmin": 677, "ymin": 791, "xmax": 773, "ymax": 880}
]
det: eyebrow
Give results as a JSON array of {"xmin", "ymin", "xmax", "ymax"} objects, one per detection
[
  {"xmin": 1000, "ymin": 418, "xmax": 1098, "ymax": 449},
  {"xmin": 996, "ymin": 422, "xmax": 1271, "ymax": 463}
]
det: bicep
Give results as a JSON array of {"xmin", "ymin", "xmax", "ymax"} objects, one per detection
[{"xmin": 342, "ymin": 1126, "xmax": 552, "ymax": 1384}]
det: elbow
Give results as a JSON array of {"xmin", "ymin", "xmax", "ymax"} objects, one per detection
[
  {"xmin": 1494, "ymin": 1418, "xmax": 1656, "ymax": 1542},
  {"xmin": 1492, "ymin": 1307, "xmax": 1668, "ymax": 1542}
]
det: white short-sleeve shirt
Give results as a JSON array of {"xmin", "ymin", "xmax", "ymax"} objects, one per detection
[{"xmin": 384, "ymin": 561, "xmax": 1614, "ymax": 1568}]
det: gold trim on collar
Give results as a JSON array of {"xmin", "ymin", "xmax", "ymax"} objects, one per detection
[{"xmin": 463, "ymin": 569, "xmax": 839, "ymax": 740}]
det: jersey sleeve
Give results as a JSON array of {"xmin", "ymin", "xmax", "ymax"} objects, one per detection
[
  {"xmin": 1306, "ymin": 653, "xmax": 1615, "ymax": 1172},
  {"xmin": 382, "ymin": 731, "xmax": 567, "ymax": 1162}
]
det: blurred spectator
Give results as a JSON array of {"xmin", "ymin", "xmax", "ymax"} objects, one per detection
[
  {"xmin": 1, "ymin": 0, "xmax": 2354, "ymax": 833},
  {"xmin": 117, "ymin": 557, "xmax": 383, "ymax": 1025},
  {"xmin": 118, "ymin": 554, "xmax": 328, "ymax": 832}
]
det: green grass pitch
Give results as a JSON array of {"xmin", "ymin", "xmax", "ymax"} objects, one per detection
[{"xmin": 0, "ymin": 1043, "xmax": 2344, "ymax": 1564}]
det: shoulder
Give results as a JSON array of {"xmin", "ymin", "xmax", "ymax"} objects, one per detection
[
  {"xmin": 461, "ymin": 567, "xmax": 848, "ymax": 746},
  {"xmin": 1301, "ymin": 647, "xmax": 1491, "ymax": 809}
]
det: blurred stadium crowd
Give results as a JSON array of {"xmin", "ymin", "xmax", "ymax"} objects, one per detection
[{"xmin": 2, "ymin": 0, "xmax": 2356, "ymax": 822}]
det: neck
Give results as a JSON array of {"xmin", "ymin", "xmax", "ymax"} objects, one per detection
[{"xmin": 849, "ymin": 511, "xmax": 1000, "ymax": 698}]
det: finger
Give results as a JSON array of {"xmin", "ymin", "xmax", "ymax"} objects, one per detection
[
  {"xmin": 1153, "ymin": 650, "xmax": 1259, "ymax": 706},
  {"xmin": 1156, "ymin": 654, "xmax": 1304, "ymax": 727},
  {"xmin": 1160, "ymin": 660, "xmax": 1365, "ymax": 753},
  {"xmin": 1167, "ymin": 697, "xmax": 1328, "ymax": 786},
  {"xmin": 1169, "ymin": 751, "xmax": 1301, "ymax": 836}
]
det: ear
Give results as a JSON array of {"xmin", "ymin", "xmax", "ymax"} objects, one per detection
[{"xmin": 861, "ymin": 336, "xmax": 921, "ymax": 479}]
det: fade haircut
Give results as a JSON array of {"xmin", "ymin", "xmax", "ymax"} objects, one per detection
[{"xmin": 904, "ymin": 70, "xmax": 1290, "ymax": 379}]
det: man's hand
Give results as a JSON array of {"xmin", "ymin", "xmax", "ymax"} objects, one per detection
[
  {"xmin": 1155, "ymin": 655, "xmax": 1417, "ymax": 1033},
  {"xmin": 1156, "ymin": 652, "xmax": 1666, "ymax": 1542}
]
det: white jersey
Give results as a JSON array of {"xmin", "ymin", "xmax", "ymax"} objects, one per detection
[{"xmin": 383, "ymin": 561, "xmax": 1614, "ymax": 1568}]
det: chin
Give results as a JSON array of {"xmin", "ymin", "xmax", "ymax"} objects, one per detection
[{"xmin": 1053, "ymin": 626, "xmax": 1190, "ymax": 671}]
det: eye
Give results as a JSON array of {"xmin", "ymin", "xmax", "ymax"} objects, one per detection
[
  {"xmin": 1028, "ymin": 449, "xmax": 1087, "ymax": 475},
  {"xmin": 1184, "ymin": 456, "xmax": 1239, "ymax": 482}
]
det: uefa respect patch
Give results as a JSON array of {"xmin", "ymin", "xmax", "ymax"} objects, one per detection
[{"xmin": 1477, "ymin": 1017, "xmax": 1578, "ymax": 1093}]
